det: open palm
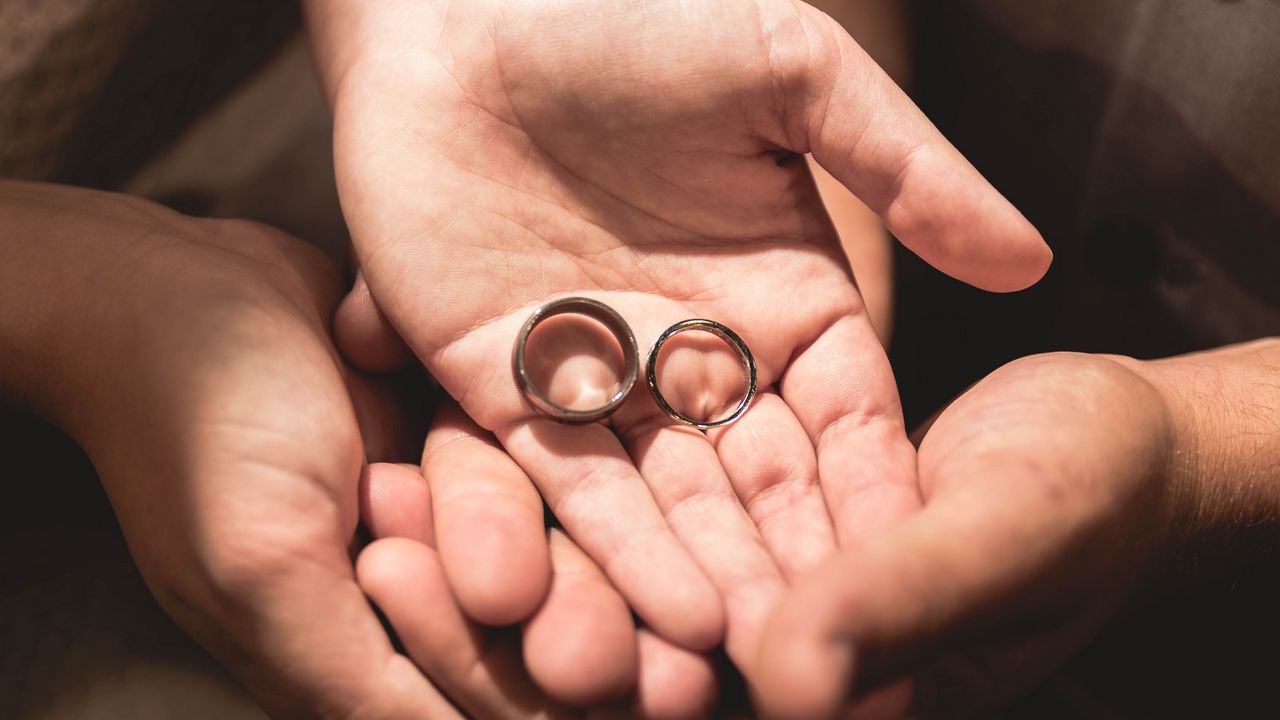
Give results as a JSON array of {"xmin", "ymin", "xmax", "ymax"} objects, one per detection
[{"xmin": 320, "ymin": 0, "xmax": 1049, "ymax": 667}]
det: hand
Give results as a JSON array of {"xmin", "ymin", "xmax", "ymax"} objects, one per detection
[
  {"xmin": 356, "ymin": 406, "xmax": 719, "ymax": 719},
  {"xmin": 1, "ymin": 182, "xmax": 517, "ymax": 718},
  {"xmin": 307, "ymin": 0, "xmax": 1051, "ymax": 665},
  {"xmin": 755, "ymin": 353, "xmax": 1191, "ymax": 719}
]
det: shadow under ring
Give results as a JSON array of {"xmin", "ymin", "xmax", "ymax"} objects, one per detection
[
  {"xmin": 512, "ymin": 296, "xmax": 640, "ymax": 424},
  {"xmin": 646, "ymin": 318, "xmax": 758, "ymax": 431}
]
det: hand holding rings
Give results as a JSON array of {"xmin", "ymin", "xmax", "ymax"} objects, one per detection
[{"xmin": 512, "ymin": 297, "xmax": 757, "ymax": 429}]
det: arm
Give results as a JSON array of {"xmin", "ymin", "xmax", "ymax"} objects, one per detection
[{"xmin": 1136, "ymin": 338, "xmax": 1280, "ymax": 566}]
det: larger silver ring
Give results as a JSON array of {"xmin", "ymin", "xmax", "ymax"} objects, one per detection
[
  {"xmin": 513, "ymin": 297, "xmax": 639, "ymax": 424},
  {"xmin": 646, "ymin": 319, "xmax": 757, "ymax": 431}
]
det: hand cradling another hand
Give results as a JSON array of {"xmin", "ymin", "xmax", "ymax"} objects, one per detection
[
  {"xmin": 304, "ymin": 0, "xmax": 1051, "ymax": 689},
  {"xmin": 0, "ymin": 181, "xmax": 555, "ymax": 719},
  {"xmin": 758, "ymin": 347, "xmax": 1280, "ymax": 719}
]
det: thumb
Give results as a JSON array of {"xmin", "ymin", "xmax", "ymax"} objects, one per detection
[
  {"xmin": 753, "ymin": 480, "xmax": 1068, "ymax": 718},
  {"xmin": 795, "ymin": 9, "xmax": 1051, "ymax": 292}
]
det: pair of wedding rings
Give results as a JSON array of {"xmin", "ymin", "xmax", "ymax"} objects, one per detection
[{"xmin": 512, "ymin": 297, "xmax": 757, "ymax": 430}]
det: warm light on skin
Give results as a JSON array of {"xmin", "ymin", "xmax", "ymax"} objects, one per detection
[
  {"xmin": 807, "ymin": 0, "xmax": 910, "ymax": 346},
  {"xmin": 524, "ymin": 313, "xmax": 628, "ymax": 412}
]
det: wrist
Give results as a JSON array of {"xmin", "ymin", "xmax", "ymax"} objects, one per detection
[
  {"xmin": 0, "ymin": 183, "xmax": 193, "ymax": 438},
  {"xmin": 0, "ymin": 183, "xmax": 116, "ymax": 425},
  {"xmin": 1124, "ymin": 339, "xmax": 1280, "ymax": 578}
]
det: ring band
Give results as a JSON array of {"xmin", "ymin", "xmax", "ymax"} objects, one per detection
[
  {"xmin": 512, "ymin": 297, "xmax": 639, "ymax": 424},
  {"xmin": 646, "ymin": 319, "xmax": 757, "ymax": 430}
]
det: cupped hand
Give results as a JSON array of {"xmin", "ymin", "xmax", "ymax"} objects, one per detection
[
  {"xmin": 756, "ymin": 353, "xmax": 1189, "ymax": 719},
  {"xmin": 9, "ymin": 182, "xmax": 505, "ymax": 718},
  {"xmin": 312, "ymin": 0, "xmax": 1050, "ymax": 663}
]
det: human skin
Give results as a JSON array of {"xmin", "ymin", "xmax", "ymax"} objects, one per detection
[
  {"xmin": 755, "ymin": 344, "xmax": 1280, "ymax": 719},
  {"xmin": 807, "ymin": 0, "xmax": 912, "ymax": 343},
  {"xmin": 303, "ymin": 0, "xmax": 1051, "ymax": 676},
  {"xmin": 356, "ymin": 415, "xmax": 721, "ymax": 719},
  {"xmin": 0, "ymin": 181, "xmax": 642, "ymax": 719}
]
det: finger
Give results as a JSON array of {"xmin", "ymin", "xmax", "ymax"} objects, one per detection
[
  {"xmin": 523, "ymin": 529, "xmax": 638, "ymax": 706},
  {"xmin": 346, "ymin": 367, "xmax": 432, "ymax": 463},
  {"xmin": 498, "ymin": 418, "xmax": 725, "ymax": 651},
  {"xmin": 632, "ymin": 632, "xmax": 718, "ymax": 720},
  {"xmin": 755, "ymin": 496, "xmax": 1042, "ymax": 720},
  {"xmin": 335, "ymin": 271, "xmax": 417, "ymax": 372},
  {"xmin": 587, "ymin": 632, "xmax": 719, "ymax": 720},
  {"xmin": 794, "ymin": 7, "xmax": 1051, "ymax": 292},
  {"xmin": 754, "ymin": 390, "xmax": 1132, "ymax": 720},
  {"xmin": 706, "ymin": 391, "xmax": 838, "ymax": 581},
  {"xmin": 611, "ymin": 407, "xmax": 786, "ymax": 671},
  {"xmin": 358, "ymin": 537, "xmax": 571, "ymax": 720},
  {"xmin": 360, "ymin": 462, "xmax": 435, "ymax": 546},
  {"xmin": 779, "ymin": 314, "xmax": 921, "ymax": 548},
  {"xmin": 424, "ymin": 401, "xmax": 552, "ymax": 625},
  {"xmin": 759, "ymin": 354, "xmax": 1171, "ymax": 718}
]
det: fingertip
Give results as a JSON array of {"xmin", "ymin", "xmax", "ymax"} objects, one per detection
[
  {"xmin": 1013, "ymin": 231, "xmax": 1054, "ymax": 291},
  {"xmin": 335, "ymin": 272, "xmax": 416, "ymax": 372},
  {"xmin": 632, "ymin": 632, "xmax": 717, "ymax": 720},
  {"xmin": 618, "ymin": 538, "xmax": 724, "ymax": 652},
  {"xmin": 966, "ymin": 213, "xmax": 1053, "ymax": 294},
  {"xmin": 439, "ymin": 500, "xmax": 552, "ymax": 625},
  {"xmin": 754, "ymin": 591, "xmax": 856, "ymax": 720},
  {"xmin": 355, "ymin": 537, "xmax": 425, "ymax": 600},
  {"xmin": 425, "ymin": 401, "xmax": 552, "ymax": 625},
  {"xmin": 360, "ymin": 463, "xmax": 434, "ymax": 546},
  {"xmin": 523, "ymin": 532, "xmax": 638, "ymax": 705},
  {"xmin": 651, "ymin": 571, "xmax": 727, "ymax": 652},
  {"xmin": 885, "ymin": 147, "xmax": 1052, "ymax": 294},
  {"xmin": 802, "ymin": 31, "xmax": 1053, "ymax": 296}
]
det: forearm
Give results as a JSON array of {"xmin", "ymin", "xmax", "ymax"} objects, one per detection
[
  {"xmin": 1134, "ymin": 338, "xmax": 1280, "ymax": 566},
  {"xmin": 0, "ymin": 182, "xmax": 120, "ymax": 421},
  {"xmin": 0, "ymin": 182, "xmax": 196, "ymax": 436}
]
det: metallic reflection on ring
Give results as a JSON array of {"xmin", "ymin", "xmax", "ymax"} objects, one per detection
[
  {"xmin": 512, "ymin": 297, "xmax": 639, "ymax": 424},
  {"xmin": 646, "ymin": 319, "xmax": 757, "ymax": 431}
]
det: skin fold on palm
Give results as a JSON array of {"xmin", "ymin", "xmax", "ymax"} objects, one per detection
[{"xmin": 313, "ymin": 0, "xmax": 1050, "ymax": 685}]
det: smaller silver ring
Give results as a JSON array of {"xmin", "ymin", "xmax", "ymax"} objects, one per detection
[
  {"xmin": 646, "ymin": 319, "xmax": 758, "ymax": 431},
  {"xmin": 513, "ymin": 297, "xmax": 639, "ymax": 424}
]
